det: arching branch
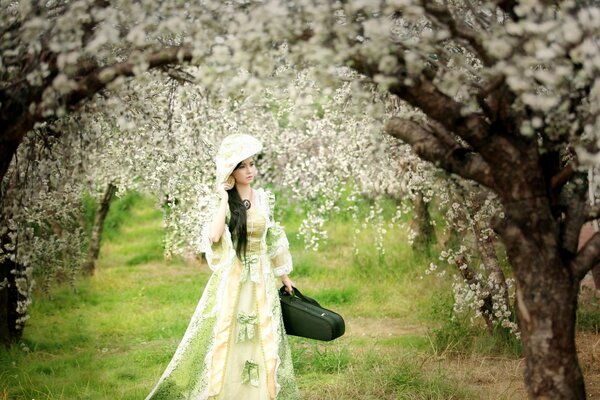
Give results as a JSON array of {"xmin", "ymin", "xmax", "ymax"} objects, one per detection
[
  {"xmin": 572, "ymin": 232, "xmax": 600, "ymax": 281},
  {"xmin": 0, "ymin": 45, "xmax": 195, "ymax": 185},
  {"xmin": 61, "ymin": 47, "xmax": 194, "ymax": 108},
  {"xmin": 392, "ymin": 79, "xmax": 487, "ymax": 139},
  {"xmin": 384, "ymin": 117, "xmax": 496, "ymax": 188}
]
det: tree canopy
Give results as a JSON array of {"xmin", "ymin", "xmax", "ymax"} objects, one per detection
[{"xmin": 2, "ymin": 0, "xmax": 600, "ymax": 398}]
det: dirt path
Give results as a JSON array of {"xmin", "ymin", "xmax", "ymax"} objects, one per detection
[
  {"xmin": 579, "ymin": 331, "xmax": 600, "ymax": 399},
  {"xmin": 346, "ymin": 317, "xmax": 426, "ymax": 338},
  {"xmin": 345, "ymin": 317, "xmax": 600, "ymax": 399}
]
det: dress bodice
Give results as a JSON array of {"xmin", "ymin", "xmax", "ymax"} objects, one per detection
[{"xmin": 246, "ymin": 206, "xmax": 266, "ymax": 254}]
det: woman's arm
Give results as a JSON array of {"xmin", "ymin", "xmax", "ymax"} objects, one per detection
[
  {"xmin": 264, "ymin": 190, "xmax": 294, "ymax": 292},
  {"xmin": 209, "ymin": 190, "xmax": 229, "ymax": 243}
]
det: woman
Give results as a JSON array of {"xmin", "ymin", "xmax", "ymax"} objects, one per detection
[{"xmin": 146, "ymin": 134, "xmax": 300, "ymax": 399}]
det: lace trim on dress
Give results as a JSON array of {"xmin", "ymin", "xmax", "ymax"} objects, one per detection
[
  {"xmin": 200, "ymin": 219, "xmax": 236, "ymax": 273},
  {"xmin": 273, "ymin": 260, "xmax": 293, "ymax": 277}
]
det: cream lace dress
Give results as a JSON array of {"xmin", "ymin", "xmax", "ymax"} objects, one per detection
[{"xmin": 146, "ymin": 189, "xmax": 299, "ymax": 400}]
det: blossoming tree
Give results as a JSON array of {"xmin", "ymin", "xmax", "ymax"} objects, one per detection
[
  {"xmin": 301, "ymin": 1, "xmax": 599, "ymax": 398},
  {"xmin": 2, "ymin": 0, "xmax": 600, "ymax": 398}
]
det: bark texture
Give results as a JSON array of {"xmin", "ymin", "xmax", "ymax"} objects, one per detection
[
  {"xmin": 410, "ymin": 191, "xmax": 436, "ymax": 252},
  {"xmin": 82, "ymin": 183, "xmax": 117, "ymax": 276}
]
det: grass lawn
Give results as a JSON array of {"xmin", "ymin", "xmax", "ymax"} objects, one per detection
[{"xmin": 0, "ymin": 194, "xmax": 538, "ymax": 399}]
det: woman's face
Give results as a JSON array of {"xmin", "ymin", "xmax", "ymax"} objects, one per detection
[{"xmin": 232, "ymin": 157, "xmax": 257, "ymax": 186}]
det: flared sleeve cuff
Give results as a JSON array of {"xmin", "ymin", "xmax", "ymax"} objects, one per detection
[
  {"xmin": 267, "ymin": 223, "xmax": 293, "ymax": 276},
  {"xmin": 198, "ymin": 195, "xmax": 235, "ymax": 272},
  {"xmin": 265, "ymin": 190, "xmax": 293, "ymax": 277},
  {"xmin": 272, "ymin": 250, "xmax": 293, "ymax": 277},
  {"xmin": 200, "ymin": 225, "xmax": 235, "ymax": 272}
]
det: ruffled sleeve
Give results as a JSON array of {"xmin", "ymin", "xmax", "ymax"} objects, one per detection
[
  {"xmin": 265, "ymin": 191, "xmax": 293, "ymax": 277},
  {"xmin": 199, "ymin": 194, "xmax": 235, "ymax": 272}
]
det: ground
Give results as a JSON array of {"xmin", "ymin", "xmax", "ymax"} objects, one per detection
[
  {"xmin": 346, "ymin": 315, "xmax": 599, "ymax": 399},
  {"xmin": 1, "ymin": 194, "xmax": 600, "ymax": 399}
]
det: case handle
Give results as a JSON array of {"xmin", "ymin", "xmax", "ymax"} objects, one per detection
[{"xmin": 279, "ymin": 285, "xmax": 321, "ymax": 307}]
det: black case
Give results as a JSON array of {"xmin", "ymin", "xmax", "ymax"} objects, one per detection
[{"xmin": 279, "ymin": 286, "xmax": 345, "ymax": 341}]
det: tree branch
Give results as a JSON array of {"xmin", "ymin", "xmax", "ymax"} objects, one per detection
[
  {"xmin": 62, "ymin": 46, "xmax": 194, "ymax": 109},
  {"xmin": 571, "ymin": 232, "xmax": 600, "ymax": 281},
  {"xmin": 421, "ymin": 1, "xmax": 494, "ymax": 66},
  {"xmin": 426, "ymin": 119, "xmax": 461, "ymax": 150},
  {"xmin": 164, "ymin": 66, "xmax": 196, "ymax": 84},
  {"xmin": 388, "ymin": 77, "xmax": 491, "ymax": 150},
  {"xmin": 476, "ymin": 74, "xmax": 505, "ymax": 120},
  {"xmin": 0, "ymin": 45, "xmax": 195, "ymax": 185},
  {"xmin": 551, "ymin": 164, "xmax": 576, "ymax": 191},
  {"xmin": 384, "ymin": 117, "xmax": 496, "ymax": 188}
]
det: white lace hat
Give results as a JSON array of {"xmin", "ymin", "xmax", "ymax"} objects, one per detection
[{"xmin": 215, "ymin": 134, "xmax": 263, "ymax": 188}]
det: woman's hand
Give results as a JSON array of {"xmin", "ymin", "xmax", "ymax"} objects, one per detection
[
  {"xmin": 281, "ymin": 275, "xmax": 294, "ymax": 294},
  {"xmin": 217, "ymin": 183, "xmax": 229, "ymax": 201}
]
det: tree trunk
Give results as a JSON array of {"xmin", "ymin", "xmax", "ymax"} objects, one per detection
[
  {"xmin": 82, "ymin": 183, "xmax": 117, "ymax": 275},
  {"xmin": 591, "ymin": 264, "xmax": 600, "ymax": 289},
  {"xmin": 578, "ymin": 223, "xmax": 600, "ymax": 290},
  {"xmin": 0, "ymin": 139, "xmax": 20, "ymax": 188},
  {"xmin": 411, "ymin": 191, "xmax": 435, "ymax": 252},
  {"xmin": 472, "ymin": 219, "xmax": 510, "ymax": 308},
  {"xmin": 454, "ymin": 253, "xmax": 496, "ymax": 331},
  {"xmin": 0, "ymin": 256, "xmax": 24, "ymax": 346},
  {"xmin": 515, "ymin": 255, "xmax": 583, "ymax": 399},
  {"xmin": 386, "ymin": 116, "xmax": 590, "ymax": 398},
  {"xmin": 498, "ymin": 197, "xmax": 585, "ymax": 399}
]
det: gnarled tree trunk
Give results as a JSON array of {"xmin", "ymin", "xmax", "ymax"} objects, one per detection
[
  {"xmin": 497, "ymin": 196, "xmax": 584, "ymax": 398},
  {"xmin": 384, "ymin": 114, "xmax": 593, "ymax": 398}
]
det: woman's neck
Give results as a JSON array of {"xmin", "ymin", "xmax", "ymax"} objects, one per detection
[{"xmin": 236, "ymin": 184, "xmax": 252, "ymax": 200}]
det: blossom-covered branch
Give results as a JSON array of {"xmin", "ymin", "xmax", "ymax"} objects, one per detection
[
  {"xmin": 0, "ymin": 46, "xmax": 194, "ymax": 185},
  {"xmin": 384, "ymin": 117, "xmax": 495, "ymax": 188}
]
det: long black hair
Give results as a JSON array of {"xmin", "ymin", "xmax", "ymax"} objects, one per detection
[{"xmin": 227, "ymin": 163, "xmax": 248, "ymax": 260}]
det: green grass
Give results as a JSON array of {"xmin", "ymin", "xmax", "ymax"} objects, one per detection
[
  {"xmin": 423, "ymin": 284, "xmax": 522, "ymax": 358},
  {"xmin": 102, "ymin": 191, "xmax": 144, "ymax": 240},
  {"xmin": 294, "ymin": 340, "xmax": 470, "ymax": 400},
  {"xmin": 0, "ymin": 193, "xmax": 524, "ymax": 399}
]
